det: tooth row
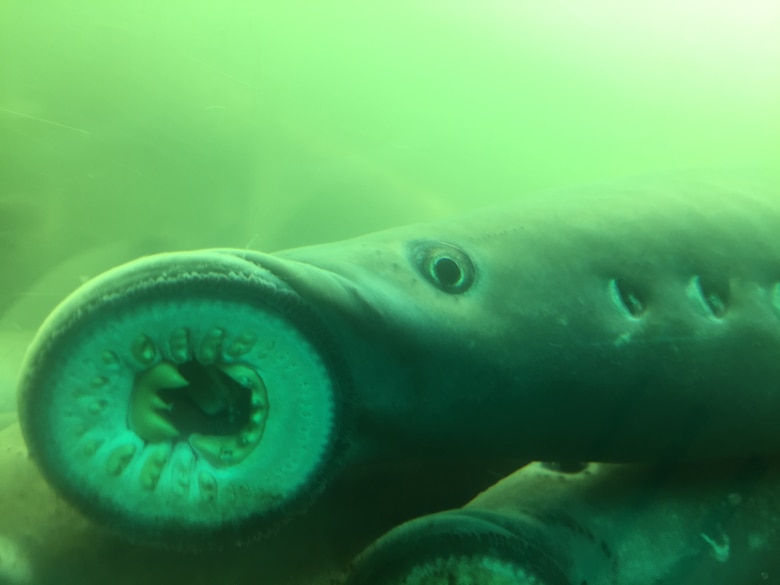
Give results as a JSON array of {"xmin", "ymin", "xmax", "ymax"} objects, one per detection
[
  {"xmin": 131, "ymin": 327, "xmax": 263, "ymax": 368},
  {"xmin": 84, "ymin": 436, "xmax": 216, "ymax": 502},
  {"xmin": 189, "ymin": 422, "xmax": 265, "ymax": 466},
  {"xmin": 128, "ymin": 362, "xmax": 187, "ymax": 442},
  {"xmin": 76, "ymin": 411, "xmax": 225, "ymax": 503},
  {"xmin": 80, "ymin": 325, "xmax": 270, "ymax": 504},
  {"xmin": 140, "ymin": 443, "xmax": 172, "ymax": 491},
  {"xmin": 198, "ymin": 471, "xmax": 218, "ymax": 503},
  {"xmin": 188, "ymin": 363, "xmax": 269, "ymax": 468},
  {"xmin": 179, "ymin": 327, "xmax": 261, "ymax": 363},
  {"xmin": 91, "ymin": 375, "xmax": 108, "ymax": 388},
  {"xmin": 170, "ymin": 448, "xmax": 195, "ymax": 497}
]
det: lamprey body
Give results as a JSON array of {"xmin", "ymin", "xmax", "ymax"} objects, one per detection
[{"xmin": 17, "ymin": 175, "xmax": 780, "ymax": 547}]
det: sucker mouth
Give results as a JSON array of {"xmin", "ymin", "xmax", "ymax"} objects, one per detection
[{"xmin": 17, "ymin": 250, "xmax": 349, "ymax": 548}]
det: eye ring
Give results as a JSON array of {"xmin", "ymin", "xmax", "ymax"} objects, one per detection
[{"xmin": 413, "ymin": 242, "xmax": 475, "ymax": 294}]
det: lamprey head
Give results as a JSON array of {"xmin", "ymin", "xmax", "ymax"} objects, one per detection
[{"xmin": 17, "ymin": 251, "xmax": 350, "ymax": 549}]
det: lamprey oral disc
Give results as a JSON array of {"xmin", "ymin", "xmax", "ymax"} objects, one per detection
[{"xmin": 17, "ymin": 252, "xmax": 349, "ymax": 549}]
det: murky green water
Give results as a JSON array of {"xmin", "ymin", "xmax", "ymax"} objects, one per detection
[{"xmin": 1, "ymin": 2, "xmax": 779, "ymax": 584}]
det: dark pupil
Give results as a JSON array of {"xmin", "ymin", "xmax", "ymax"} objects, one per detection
[{"xmin": 433, "ymin": 257, "xmax": 462, "ymax": 287}]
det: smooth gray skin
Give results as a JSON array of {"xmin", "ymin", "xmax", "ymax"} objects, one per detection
[
  {"xmin": 344, "ymin": 460, "xmax": 780, "ymax": 585},
  {"xmin": 235, "ymin": 174, "xmax": 780, "ymax": 463},
  {"xmin": 15, "ymin": 173, "xmax": 780, "ymax": 551}
]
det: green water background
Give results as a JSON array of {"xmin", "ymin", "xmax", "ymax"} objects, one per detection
[
  {"xmin": 0, "ymin": 3, "xmax": 779, "ymax": 583},
  {"xmin": 1, "ymin": 0, "xmax": 779, "ymax": 327}
]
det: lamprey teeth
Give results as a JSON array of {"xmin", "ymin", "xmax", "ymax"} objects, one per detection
[
  {"xmin": 129, "ymin": 362, "xmax": 188, "ymax": 442},
  {"xmin": 81, "ymin": 438, "xmax": 104, "ymax": 458},
  {"xmin": 131, "ymin": 334, "xmax": 158, "ymax": 366},
  {"xmin": 186, "ymin": 362, "xmax": 270, "ymax": 467},
  {"xmin": 198, "ymin": 471, "xmax": 218, "ymax": 504},
  {"xmin": 220, "ymin": 363, "xmax": 261, "ymax": 391},
  {"xmin": 106, "ymin": 443, "xmax": 137, "ymax": 476},
  {"xmin": 251, "ymin": 394, "xmax": 267, "ymax": 410},
  {"xmin": 171, "ymin": 449, "xmax": 195, "ymax": 496},
  {"xmin": 198, "ymin": 327, "xmax": 224, "ymax": 365},
  {"xmin": 189, "ymin": 429, "xmax": 264, "ymax": 467},
  {"xmin": 101, "ymin": 350, "xmax": 120, "ymax": 369},
  {"xmin": 225, "ymin": 331, "xmax": 257, "ymax": 358},
  {"xmin": 129, "ymin": 356, "xmax": 269, "ymax": 468},
  {"xmin": 222, "ymin": 363, "xmax": 268, "ymax": 414},
  {"xmin": 91, "ymin": 375, "xmax": 109, "ymax": 388},
  {"xmin": 88, "ymin": 399, "xmax": 108, "ymax": 415},
  {"xmin": 169, "ymin": 327, "xmax": 191, "ymax": 363},
  {"xmin": 139, "ymin": 443, "xmax": 173, "ymax": 491}
]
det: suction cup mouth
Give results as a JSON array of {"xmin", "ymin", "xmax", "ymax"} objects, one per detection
[
  {"xmin": 344, "ymin": 511, "xmax": 567, "ymax": 585},
  {"xmin": 17, "ymin": 251, "xmax": 349, "ymax": 548}
]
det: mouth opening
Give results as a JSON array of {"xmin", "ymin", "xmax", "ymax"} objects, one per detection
[
  {"xmin": 159, "ymin": 360, "xmax": 255, "ymax": 437},
  {"xmin": 129, "ymin": 358, "xmax": 268, "ymax": 468}
]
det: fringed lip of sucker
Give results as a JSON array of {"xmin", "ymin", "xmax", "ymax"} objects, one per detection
[
  {"xmin": 16, "ymin": 251, "xmax": 351, "ymax": 549},
  {"xmin": 343, "ymin": 510, "xmax": 564, "ymax": 585}
]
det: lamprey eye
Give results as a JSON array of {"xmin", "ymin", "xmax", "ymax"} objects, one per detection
[{"xmin": 413, "ymin": 242, "xmax": 475, "ymax": 294}]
